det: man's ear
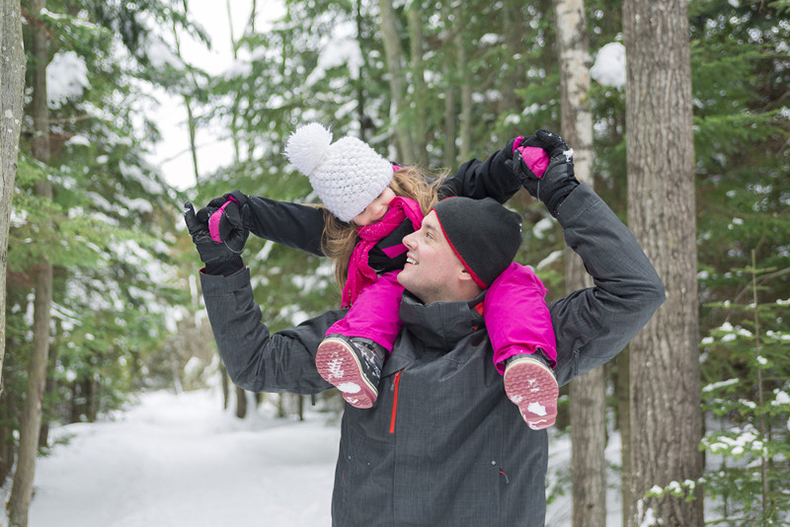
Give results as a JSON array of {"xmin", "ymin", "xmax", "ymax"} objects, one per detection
[{"xmin": 458, "ymin": 267, "xmax": 475, "ymax": 283}]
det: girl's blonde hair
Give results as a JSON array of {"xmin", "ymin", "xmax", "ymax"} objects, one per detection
[{"xmin": 321, "ymin": 166, "xmax": 447, "ymax": 289}]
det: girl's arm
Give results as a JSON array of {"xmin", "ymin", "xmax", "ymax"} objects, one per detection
[
  {"xmin": 438, "ymin": 143, "xmax": 524, "ymax": 203},
  {"xmin": 206, "ymin": 191, "xmax": 327, "ymax": 256},
  {"xmin": 244, "ymin": 194, "xmax": 326, "ymax": 256}
]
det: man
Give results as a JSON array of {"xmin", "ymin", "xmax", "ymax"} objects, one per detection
[{"xmin": 185, "ymin": 130, "xmax": 665, "ymax": 526}]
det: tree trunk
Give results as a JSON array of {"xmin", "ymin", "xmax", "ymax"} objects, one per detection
[
  {"xmin": 500, "ymin": 2, "xmax": 523, "ymax": 122},
  {"xmin": 220, "ymin": 364, "xmax": 230, "ymax": 410},
  {"xmin": 378, "ymin": 0, "xmax": 415, "ymax": 163},
  {"xmin": 8, "ymin": 1, "xmax": 54, "ymax": 524},
  {"xmin": 554, "ymin": 2, "xmax": 604, "ymax": 525},
  {"xmin": 277, "ymin": 393, "xmax": 285, "ymax": 418},
  {"xmin": 616, "ymin": 348, "xmax": 633, "ymax": 527},
  {"xmin": 170, "ymin": 9, "xmax": 200, "ymax": 184},
  {"xmin": 456, "ymin": 6, "xmax": 472, "ymax": 162},
  {"xmin": 9, "ymin": 258, "xmax": 54, "ymax": 527},
  {"xmin": 0, "ymin": 391, "xmax": 16, "ymax": 486},
  {"xmin": 441, "ymin": 4, "xmax": 457, "ymax": 168},
  {"xmin": 0, "ymin": 0, "xmax": 27, "ymax": 395},
  {"xmin": 406, "ymin": 3, "xmax": 428, "ymax": 165},
  {"xmin": 87, "ymin": 377, "xmax": 98, "ymax": 422},
  {"xmin": 38, "ymin": 343, "xmax": 58, "ymax": 447},
  {"xmin": 442, "ymin": 68, "xmax": 457, "ymax": 168},
  {"xmin": 355, "ymin": 0, "xmax": 371, "ymax": 143},
  {"xmin": 623, "ymin": 1, "xmax": 703, "ymax": 525},
  {"xmin": 235, "ymin": 386, "xmax": 247, "ymax": 419}
]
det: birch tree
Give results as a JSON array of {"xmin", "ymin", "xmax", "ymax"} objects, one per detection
[
  {"xmin": 553, "ymin": 2, "xmax": 603, "ymax": 525},
  {"xmin": 623, "ymin": 0, "xmax": 704, "ymax": 525},
  {"xmin": 0, "ymin": 0, "xmax": 26, "ymax": 394}
]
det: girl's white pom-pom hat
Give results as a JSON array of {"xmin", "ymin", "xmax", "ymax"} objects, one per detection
[{"xmin": 284, "ymin": 122, "xmax": 394, "ymax": 223}]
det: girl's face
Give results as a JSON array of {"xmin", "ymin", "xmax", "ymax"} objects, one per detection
[{"xmin": 352, "ymin": 187, "xmax": 396, "ymax": 226}]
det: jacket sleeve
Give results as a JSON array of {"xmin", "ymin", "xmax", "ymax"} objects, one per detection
[
  {"xmin": 438, "ymin": 146, "xmax": 523, "ymax": 202},
  {"xmin": 199, "ymin": 267, "xmax": 341, "ymax": 394},
  {"xmin": 245, "ymin": 195, "xmax": 327, "ymax": 256},
  {"xmin": 549, "ymin": 184, "xmax": 666, "ymax": 387}
]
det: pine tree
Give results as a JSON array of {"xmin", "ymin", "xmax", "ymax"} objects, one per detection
[
  {"xmin": 2, "ymin": 0, "xmax": 203, "ymax": 505},
  {"xmin": 698, "ymin": 252, "xmax": 790, "ymax": 525}
]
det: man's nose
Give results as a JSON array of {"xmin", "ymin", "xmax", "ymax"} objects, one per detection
[{"xmin": 403, "ymin": 231, "xmax": 416, "ymax": 248}]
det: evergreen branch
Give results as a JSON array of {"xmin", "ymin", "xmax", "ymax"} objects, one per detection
[{"xmin": 730, "ymin": 266, "xmax": 790, "ymax": 307}]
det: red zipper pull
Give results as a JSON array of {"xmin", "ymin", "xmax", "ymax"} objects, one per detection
[{"xmin": 389, "ymin": 370, "xmax": 403, "ymax": 434}]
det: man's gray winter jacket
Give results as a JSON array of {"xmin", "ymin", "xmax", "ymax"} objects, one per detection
[{"xmin": 199, "ymin": 184, "xmax": 665, "ymax": 527}]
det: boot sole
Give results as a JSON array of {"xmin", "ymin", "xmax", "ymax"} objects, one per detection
[
  {"xmin": 316, "ymin": 338, "xmax": 378, "ymax": 409},
  {"xmin": 503, "ymin": 357, "xmax": 559, "ymax": 431}
]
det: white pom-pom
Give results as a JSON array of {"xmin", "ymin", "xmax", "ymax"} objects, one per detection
[{"xmin": 285, "ymin": 122, "xmax": 333, "ymax": 176}]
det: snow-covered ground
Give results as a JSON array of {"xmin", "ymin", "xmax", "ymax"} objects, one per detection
[
  {"xmin": 12, "ymin": 389, "xmax": 624, "ymax": 527},
  {"xmin": 25, "ymin": 390, "xmax": 338, "ymax": 527}
]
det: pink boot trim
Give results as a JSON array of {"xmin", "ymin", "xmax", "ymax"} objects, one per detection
[
  {"xmin": 315, "ymin": 338, "xmax": 378, "ymax": 409},
  {"xmin": 503, "ymin": 356, "xmax": 559, "ymax": 431}
]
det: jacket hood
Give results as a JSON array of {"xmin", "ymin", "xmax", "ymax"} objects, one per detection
[{"xmin": 398, "ymin": 291, "xmax": 486, "ymax": 351}]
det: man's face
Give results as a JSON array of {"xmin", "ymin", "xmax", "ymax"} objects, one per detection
[{"xmin": 397, "ymin": 211, "xmax": 466, "ymax": 304}]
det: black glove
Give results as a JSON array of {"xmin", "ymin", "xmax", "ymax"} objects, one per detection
[
  {"xmin": 184, "ymin": 201, "xmax": 250, "ymax": 276},
  {"xmin": 205, "ymin": 190, "xmax": 251, "ymax": 244},
  {"xmin": 506, "ymin": 129, "xmax": 579, "ymax": 217}
]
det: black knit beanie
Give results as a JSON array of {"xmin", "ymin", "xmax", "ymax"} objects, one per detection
[{"xmin": 431, "ymin": 197, "xmax": 523, "ymax": 288}]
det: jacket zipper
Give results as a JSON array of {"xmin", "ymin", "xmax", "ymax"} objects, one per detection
[{"xmin": 389, "ymin": 370, "xmax": 403, "ymax": 434}]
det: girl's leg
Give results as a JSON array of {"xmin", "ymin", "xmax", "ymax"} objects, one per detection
[
  {"xmin": 485, "ymin": 262, "xmax": 559, "ymax": 430},
  {"xmin": 326, "ymin": 270, "xmax": 403, "ymax": 350},
  {"xmin": 316, "ymin": 271, "xmax": 403, "ymax": 409},
  {"xmin": 485, "ymin": 263, "xmax": 557, "ymax": 373}
]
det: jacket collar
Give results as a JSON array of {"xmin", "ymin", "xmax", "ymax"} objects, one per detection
[{"xmin": 398, "ymin": 291, "xmax": 486, "ymax": 351}]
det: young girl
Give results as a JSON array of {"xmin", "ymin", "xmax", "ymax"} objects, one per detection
[{"xmin": 208, "ymin": 123, "xmax": 559, "ymax": 430}]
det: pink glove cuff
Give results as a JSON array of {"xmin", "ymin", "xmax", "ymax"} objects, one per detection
[
  {"xmin": 208, "ymin": 195, "xmax": 239, "ymax": 243},
  {"xmin": 517, "ymin": 146, "xmax": 549, "ymax": 178}
]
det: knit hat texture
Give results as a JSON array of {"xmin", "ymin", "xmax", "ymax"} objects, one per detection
[
  {"xmin": 432, "ymin": 197, "xmax": 523, "ymax": 288},
  {"xmin": 284, "ymin": 123, "xmax": 394, "ymax": 223}
]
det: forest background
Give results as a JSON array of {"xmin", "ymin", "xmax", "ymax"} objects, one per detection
[{"xmin": 0, "ymin": 0, "xmax": 788, "ymax": 526}]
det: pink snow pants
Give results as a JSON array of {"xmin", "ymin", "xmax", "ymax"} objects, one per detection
[
  {"xmin": 326, "ymin": 263, "xmax": 557, "ymax": 374},
  {"xmin": 326, "ymin": 271, "xmax": 405, "ymax": 351}
]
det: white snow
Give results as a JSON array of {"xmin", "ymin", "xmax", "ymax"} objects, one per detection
[
  {"xmin": 47, "ymin": 51, "xmax": 91, "ymax": 108},
  {"xmin": 536, "ymin": 249, "xmax": 563, "ymax": 270},
  {"xmin": 702, "ymin": 378, "xmax": 739, "ymax": 392},
  {"xmin": 22, "ymin": 390, "xmax": 339, "ymax": 527},
  {"xmin": 591, "ymin": 42, "xmax": 627, "ymax": 89},
  {"xmin": 532, "ymin": 218, "xmax": 555, "ymax": 240},
  {"xmin": 7, "ymin": 389, "xmax": 628, "ymax": 527},
  {"xmin": 306, "ymin": 35, "xmax": 363, "ymax": 86}
]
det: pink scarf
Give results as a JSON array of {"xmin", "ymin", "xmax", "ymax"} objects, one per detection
[{"xmin": 341, "ymin": 196, "xmax": 424, "ymax": 308}]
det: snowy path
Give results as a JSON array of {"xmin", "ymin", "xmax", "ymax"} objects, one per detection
[{"xmin": 28, "ymin": 390, "xmax": 339, "ymax": 527}]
